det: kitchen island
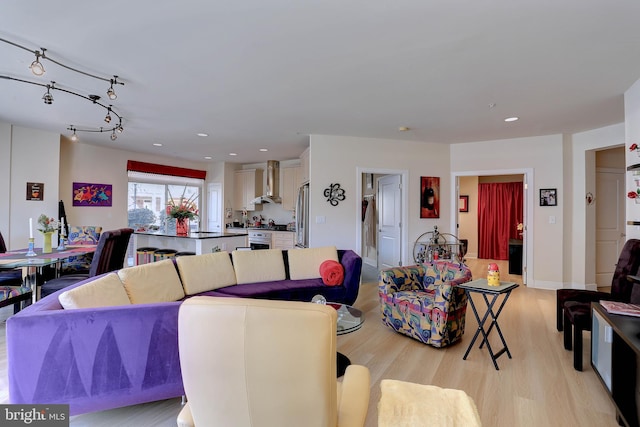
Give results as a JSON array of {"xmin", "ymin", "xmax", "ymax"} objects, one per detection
[{"xmin": 133, "ymin": 230, "xmax": 248, "ymax": 258}]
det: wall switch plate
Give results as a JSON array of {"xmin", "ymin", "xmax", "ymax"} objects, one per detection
[
  {"xmin": 549, "ymin": 215, "xmax": 556, "ymax": 224},
  {"xmin": 316, "ymin": 215, "xmax": 326, "ymax": 224}
]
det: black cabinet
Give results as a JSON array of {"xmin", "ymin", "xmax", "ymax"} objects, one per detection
[
  {"xmin": 592, "ymin": 303, "xmax": 640, "ymax": 427},
  {"xmin": 508, "ymin": 239, "xmax": 523, "ymax": 275}
]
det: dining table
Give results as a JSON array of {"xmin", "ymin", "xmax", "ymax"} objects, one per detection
[{"xmin": 0, "ymin": 245, "xmax": 97, "ymax": 303}]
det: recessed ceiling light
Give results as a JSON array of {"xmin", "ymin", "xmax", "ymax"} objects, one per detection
[
  {"xmin": 229, "ymin": 153, "xmax": 237, "ymax": 156},
  {"xmin": 204, "ymin": 156, "xmax": 212, "ymax": 160},
  {"xmin": 259, "ymin": 148, "xmax": 268, "ymax": 152},
  {"xmin": 153, "ymin": 143, "xmax": 163, "ymax": 147},
  {"xmin": 504, "ymin": 117, "xmax": 519, "ymax": 122},
  {"xmin": 197, "ymin": 133, "xmax": 208, "ymax": 137}
]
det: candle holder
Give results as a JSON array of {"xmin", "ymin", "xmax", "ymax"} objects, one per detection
[
  {"xmin": 26, "ymin": 238, "xmax": 37, "ymax": 256},
  {"xmin": 57, "ymin": 235, "xmax": 66, "ymax": 251}
]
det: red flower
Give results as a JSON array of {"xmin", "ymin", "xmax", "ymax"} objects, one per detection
[
  {"xmin": 630, "ymin": 143, "xmax": 638, "ymax": 151},
  {"xmin": 628, "ymin": 191, "xmax": 638, "ymax": 199}
]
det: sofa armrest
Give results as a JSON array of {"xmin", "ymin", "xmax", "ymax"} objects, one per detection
[
  {"xmin": 177, "ymin": 402, "xmax": 195, "ymax": 427},
  {"xmin": 378, "ymin": 265, "xmax": 425, "ymax": 296},
  {"xmin": 338, "ymin": 250, "xmax": 363, "ymax": 305},
  {"xmin": 337, "ymin": 364, "xmax": 370, "ymax": 427},
  {"xmin": 7, "ymin": 301, "xmax": 183, "ymax": 414}
]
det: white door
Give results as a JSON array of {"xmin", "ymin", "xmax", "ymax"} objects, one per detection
[
  {"xmin": 595, "ymin": 169, "xmax": 625, "ymax": 287},
  {"xmin": 378, "ymin": 174, "xmax": 402, "ymax": 269},
  {"xmin": 207, "ymin": 182, "xmax": 222, "ymax": 233}
]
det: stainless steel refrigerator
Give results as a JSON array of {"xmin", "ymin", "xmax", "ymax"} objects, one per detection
[{"xmin": 295, "ymin": 183, "xmax": 309, "ymax": 248}]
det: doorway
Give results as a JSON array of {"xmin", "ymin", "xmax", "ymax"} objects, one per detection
[
  {"xmin": 355, "ymin": 168, "xmax": 408, "ymax": 270},
  {"xmin": 595, "ymin": 147, "xmax": 625, "ymax": 287},
  {"xmin": 453, "ymin": 168, "xmax": 534, "ymax": 286}
]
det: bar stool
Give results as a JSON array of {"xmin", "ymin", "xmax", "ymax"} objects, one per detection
[
  {"xmin": 175, "ymin": 251, "xmax": 196, "ymax": 257},
  {"xmin": 136, "ymin": 247, "xmax": 158, "ymax": 265},
  {"xmin": 153, "ymin": 249, "xmax": 178, "ymax": 262}
]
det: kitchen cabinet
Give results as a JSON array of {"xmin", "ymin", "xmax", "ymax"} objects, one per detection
[
  {"xmin": 281, "ymin": 166, "xmax": 301, "ymax": 211},
  {"xmin": 273, "ymin": 231, "xmax": 295, "ymax": 250},
  {"xmin": 234, "ymin": 169, "xmax": 262, "ymax": 211},
  {"xmin": 300, "ymin": 148, "xmax": 310, "ymax": 184}
]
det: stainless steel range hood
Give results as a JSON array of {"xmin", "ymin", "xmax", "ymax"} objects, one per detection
[{"xmin": 251, "ymin": 160, "xmax": 282, "ymax": 204}]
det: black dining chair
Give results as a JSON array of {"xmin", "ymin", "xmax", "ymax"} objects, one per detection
[
  {"xmin": 0, "ymin": 232, "xmax": 32, "ymax": 313},
  {"xmin": 40, "ymin": 228, "xmax": 134, "ymax": 298}
]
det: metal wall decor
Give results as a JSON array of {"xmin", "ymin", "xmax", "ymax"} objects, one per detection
[{"xmin": 324, "ymin": 183, "xmax": 346, "ymax": 206}]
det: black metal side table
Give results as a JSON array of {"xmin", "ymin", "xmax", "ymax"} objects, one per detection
[{"xmin": 459, "ymin": 279, "xmax": 519, "ymax": 370}]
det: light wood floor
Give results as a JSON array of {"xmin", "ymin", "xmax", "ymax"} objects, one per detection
[{"xmin": 0, "ymin": 259, "xmax": 619, "ymax": 426}]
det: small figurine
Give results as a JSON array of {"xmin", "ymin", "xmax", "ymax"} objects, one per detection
[{"xmin": 487, "ymin": 263, "xmax": 500, "ymax": 286}]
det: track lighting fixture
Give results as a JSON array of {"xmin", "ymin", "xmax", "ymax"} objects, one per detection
[
  {"xmin": 29, "ymin": 49, "xmax": 46, "ymax": 76},
  {"xmin": 42, "ymin": 83, "xmax": 54, "ymax": 104},
  {"xmin": 0, "ymin": 37, "xmax": 126, "ymax": 142},
  {"xmin": 107, "ymin": 76, "xmax": 118, "ymax": 100}
]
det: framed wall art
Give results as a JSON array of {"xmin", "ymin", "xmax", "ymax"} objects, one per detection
[
  {"xmin": 459, "ymin": 195, "xmax": 469, "ymax": 213},
  {"xmin": 540, "ymin": 188, "xmax": 557, "ymax": 206},
  {"xmin": 73, "ymin": 182, "xmax": 113, "ymax": 207},
  {"xmin": 26, "ymin": 182, "xmax": 44, "ymax": 201},
  {"xmin": 420, "ymin": 176, "xmax": 440, "ymax": 218}
]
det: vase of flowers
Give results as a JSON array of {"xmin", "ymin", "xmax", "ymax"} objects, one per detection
[
  {"xmin": 167, "ymin": 186, "xmax": 199, "ymax": 236},
  {"xmin": 37, "ymin": 214, "xmax": 58, "ymax": 253}
]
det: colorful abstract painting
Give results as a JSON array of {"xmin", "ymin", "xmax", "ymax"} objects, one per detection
[{"xmin": 72, "ymin": 182, "xmax": 113, "ymax": 207}]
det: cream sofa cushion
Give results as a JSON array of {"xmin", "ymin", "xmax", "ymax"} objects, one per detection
[
  {"xmin": 118, "ymin": 259, "xmax": 185, "ymax": 304},
  {"xmin": 176, "ymin": 252, "xmax": 237, "ymax": 295},
  {"xmin": 232, "ymin": 249, "xmax": 286, "ymax": 284},
  {"xmin": 288, "ymin": 246, "xmax": 339, "ymax": 280},
  {"xmin": 58, "ymin": 273, "xmax": 131, "ymax": 309}
]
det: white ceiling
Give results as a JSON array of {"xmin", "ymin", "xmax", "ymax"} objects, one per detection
[{"xmin": 1, "ymin": 1, "xmax": 640, "ymax": 164}]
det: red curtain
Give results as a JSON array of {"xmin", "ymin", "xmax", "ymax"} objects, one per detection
[{"xmin": 478, "ymin": 182, "xmax": 523, "ymax": 260}]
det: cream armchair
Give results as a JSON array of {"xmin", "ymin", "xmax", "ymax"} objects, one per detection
[{"xmin": 177, "ymin": 297, "xmax": 370, "ymax": 427}]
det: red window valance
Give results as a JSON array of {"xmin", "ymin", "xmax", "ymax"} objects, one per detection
[{"xmin": 127, "ymin": 160, "xmax": 206, "ymax": 180}]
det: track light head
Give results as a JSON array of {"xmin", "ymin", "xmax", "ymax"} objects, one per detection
[
  {"xmin": 29, "ymin": 50, "xmax": 45, "ymax": 76},
  {"xmin": 68, "ymin": 126, "xmax": 78, "ymax": 141},
  {"xmin": 104, "ymin": 106, "xmax": 112, "ymax": 123},
  {"xmin": 107, "ymin": 77, "xmax": 117, "ymax": 100},
  {"xmin": 116, "ymin": 123, "xmax": 124, "ymax": 133},
  {"xmin": 42, "ymin": 84, "xmax": 53, "ymax": 104},
  {"xmin": 107, "ymin": 86, "xmax": 116, "ymax": 100},
  {"xmin": 110, "ymin": 130, "xmax": 117, "ymax": 141}
]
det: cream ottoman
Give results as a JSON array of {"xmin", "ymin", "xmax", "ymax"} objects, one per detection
[{"xmin": 378, "ymin": 379, "xmax": 482, "ymax": 427}]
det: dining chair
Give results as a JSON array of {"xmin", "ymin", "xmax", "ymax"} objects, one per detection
[
  {"xmin": 0, "ymin": 232, "xmax": 32, "ymax": 313},
  {"xmin": 40, "ymin": 228, "xmax": 133, "ymax": 298}
]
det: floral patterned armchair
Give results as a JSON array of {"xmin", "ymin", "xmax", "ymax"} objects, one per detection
[
  {"xmin": 379, "ymin": 261, "xmax": 472, "ymax": 347},
  {"xmin": 61, "ymin": 225, "xmax": 102, "ymax": 275}
]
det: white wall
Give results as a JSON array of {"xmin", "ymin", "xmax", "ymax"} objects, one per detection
[
  {"xmin": 571, "ymin": 123, "xmax": 625, "ymax": 290},
  {"xmin": 451, "ymin": 135, "xmax": 563, "ymax": 288},
  {"xmin": 59, "ymin": 138, "xmax": 208, "ymax": 232},
  {"xmin": 0, "ymin": 123, "xmax": 11, "ymax": 241},
  {"xmin": 308, "ymin": 135, "xmax": 451, "ymax": 265},
  {"xmin": 6, "ymin": 126, "xmax": 60, "ymax": 249}
]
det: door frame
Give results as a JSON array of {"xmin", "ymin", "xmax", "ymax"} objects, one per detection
[
  {"xmin": 355, "ymin": 167, "xmax": 409, "ymax": 266},
  {"xmin": 452, "ymin": 168, "xmax": 534, "ymax": 286}
]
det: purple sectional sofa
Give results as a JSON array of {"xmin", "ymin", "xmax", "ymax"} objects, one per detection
[{"xmin": 6, "ymin": 248, "xmax": 362, "ymax": 415}]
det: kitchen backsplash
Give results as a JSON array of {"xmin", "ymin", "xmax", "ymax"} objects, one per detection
[{"xmin": 233, "ymin": 202, "xmax": 295, "ymax": 226}]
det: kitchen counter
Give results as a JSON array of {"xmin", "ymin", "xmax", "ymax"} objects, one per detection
[
  {"xmin": 135, "ymin": 230, "xmax": 248, "ymax": 238},
  {"xmin": 133, "ymin": 231, "xmax": 248, "ymax": 256}
]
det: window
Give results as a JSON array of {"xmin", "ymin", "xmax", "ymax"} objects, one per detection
[{"xmin": 127, "ymin": 173, "xmax": 203, "ymax": 233}]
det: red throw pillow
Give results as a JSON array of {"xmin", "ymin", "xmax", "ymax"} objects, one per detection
[{"xmin": 320, "ymin": 260, "xmax": 344, "ymax": 286}]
